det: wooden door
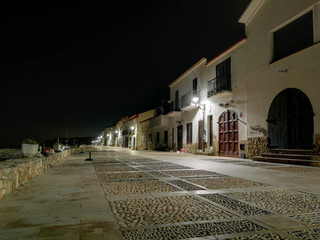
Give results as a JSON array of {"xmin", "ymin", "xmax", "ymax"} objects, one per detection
[
  {"xmin": 267, "ymin": 88, "xmax": 313, "ymax": 149},
  {"xmin": 177, "ymin": 125, "xmax": 183, "ymax": 150},
  {"xmin": 209, "ymin": 115, "xmax": 213, "ymax": 147},
  {"xmin": 171, "ymin": 128, "xmax": 174, "ymax": 150},
  {"xmin": 218, "ymin": 110, "xmax": 238, "ymax": 156},
  {"xmin": 198, "ymin": 120, "xmax": 203, "ymax": 150}
]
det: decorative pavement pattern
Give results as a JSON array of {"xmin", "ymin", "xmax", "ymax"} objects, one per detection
[{"xmin": 93, "ymin": 152, "xmax": 320, "ymax": 240}]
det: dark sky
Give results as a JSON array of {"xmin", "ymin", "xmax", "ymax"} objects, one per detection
[{"xmin": 0, "ymin": 1, "xmax": 250, "ymax": 148}]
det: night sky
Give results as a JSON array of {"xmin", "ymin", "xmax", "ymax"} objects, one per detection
[{"xmin": 1, "ymin": 1, "xmax": 250, "ymax": 148}]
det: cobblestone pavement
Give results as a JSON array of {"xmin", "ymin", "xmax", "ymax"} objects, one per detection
[
  {"xmin": 93, "ymin": 148, "xmax": 320, "ymax": 240},
  {"xmin": 0, "ymin": 147, "xmax": 319, "ymax": 239}
]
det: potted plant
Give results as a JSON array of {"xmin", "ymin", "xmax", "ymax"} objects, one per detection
[
  {"xmin": 53, "ymin": 142, "xmax": 63, "ymax": 152},
  {"xmin": 21, "ymin": 139, "xmax": 39, "ymax": 157}
]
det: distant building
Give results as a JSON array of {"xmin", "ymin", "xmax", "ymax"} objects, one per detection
[
  {"xmin": 136, "ymin": 109, "xmax": 154, "ymax": 150},
  {"xmin": 101, "ymin": 109, "xmax": 154, "ymax": 150}
]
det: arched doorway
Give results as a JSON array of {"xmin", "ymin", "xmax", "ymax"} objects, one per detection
[
  {"xmin": 267, "ymin": 88, "xmax": 314, "ymax": 149},
  {"xmin": 218, "ymin": 110, "xmax": 239, "ymax": 157}
]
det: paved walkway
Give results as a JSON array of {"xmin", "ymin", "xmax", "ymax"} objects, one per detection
[{"xmin": 0, "ymin": 147, "xmax": 320, "ymax": 239}]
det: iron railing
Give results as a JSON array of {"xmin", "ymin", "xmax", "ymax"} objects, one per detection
[
  {"xmin": 167, "ymin": 100, "xmax": 181, "ymax": 113},
  {"xmin": 207, "ymin": 76, "xmax": 231, "ymax": 97}
]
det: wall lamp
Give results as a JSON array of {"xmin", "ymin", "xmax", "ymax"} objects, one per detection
[
  {"xmin": 192, "ymin": 96, "xmax": 205, "ymax": 111},
  {"xmin": 219, "ymin": 99, "xmax": 234, "ymax": 108}
]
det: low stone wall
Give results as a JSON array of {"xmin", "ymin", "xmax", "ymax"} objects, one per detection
[
  {"xmin": 0, "ymin": 149, "xmax": 24, "ymax": 159},
  {"xmin": 246, "ymin": 137, "xmax": 268, "ymax": 160},
  {"xmin": 0, "ymin": 149, "xmax": 75, "ymax": 200},
  {"xmin": 184, "ymin": 143, "xmax": 197, "ymax": 154}
]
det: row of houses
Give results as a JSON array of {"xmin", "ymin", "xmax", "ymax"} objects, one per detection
[{"xmin": 100, "ymin": 0, "xmax": 320, "ymax": 159}]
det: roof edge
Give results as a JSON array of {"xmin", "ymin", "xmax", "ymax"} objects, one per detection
[
  {"xmin": 206, "ymin": 38, "xmax": 247, "ymax": 67},
  {"xmin": 169, "ymin": 58, "xmax": 207, "ymax": 87},
  {"xmin": 238, "ymin": 0, "xmax": 265, "ymax": 24}
]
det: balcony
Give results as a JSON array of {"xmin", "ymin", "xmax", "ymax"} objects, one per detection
[
  {"xmin": 121, "ymin": 129, "xmax": 135, "ymax": 136},
  {"xmin": 181, "ymin": 91, "xmax": 200, "ymax": 111},
  {"xmin": 149, "ymin": 115, "xmax": 169, "ymax": 129},
  {"xmin": 207, "ymin": 76, "xmax": 231, "ymax": 98},
  {"xmin": 166, "ymin": 100, "xmax": 181, "ymax": 117}
]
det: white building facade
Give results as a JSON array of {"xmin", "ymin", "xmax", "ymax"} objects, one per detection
[
  {"xmin": 102, "ymin": 0, "xmax": 320, "ymax": 158},
  {"xmin": 239, "ymin": 0, "xmax": 320, "ymax": 158}
]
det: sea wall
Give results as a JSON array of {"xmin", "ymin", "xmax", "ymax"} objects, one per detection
[{"xmin": 0, "ymin": 149, "xmax": 75, "ymax": 200}]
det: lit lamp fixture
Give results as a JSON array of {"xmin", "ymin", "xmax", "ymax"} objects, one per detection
[
  {"xmin": 192, "ymin": 96, "xmax": 205, "ymax": 111},
  {"xmin": 192, "ymin": 96, "xmax": 199, "ymax": 103}
]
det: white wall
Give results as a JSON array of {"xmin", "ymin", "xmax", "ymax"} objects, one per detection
[{"xmin": 243, "ymin": 0, "xmax": 320, "ymax": 135}]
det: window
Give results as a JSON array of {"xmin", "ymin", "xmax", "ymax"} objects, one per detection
[
  {"xmin": 273, "ymin": 11, "xmax": 314, "ymax": 62},
  {"xmin": 148, "ymin": 133, "xmax": 152, "ymax": 143},
  {"xmin": 208, "ymin": 58, "xmax": 231, "ymax": 97},
  {"xmin": 156, "ymin": 132, "xmax": 160, "ymax": 144},
  {"xmin": 193, "ymin": 78, "xmax": 197, "ymax": 92},
  {"xmin": 216, "ymin": 57, "xmax": 231, "ymax": 91},
  {"xmin": 193, "ymin": 78, "xmax": 198, "ymax": 97},
  {"xmin": 175, "ymin": 90, "xmax": 179, "ymax": 103},
  {"xmin": 187, "ymin": 123, "xmax": 192, "ymax": 144}
]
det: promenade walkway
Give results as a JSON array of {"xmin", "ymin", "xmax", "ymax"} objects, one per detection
[{"xmin": 0, "ymin": 147, "xmax": 320, "ymax": 239}]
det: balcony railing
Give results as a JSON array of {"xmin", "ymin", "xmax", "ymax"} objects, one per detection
[
  {"xmin": 149, "ymin": 115, "xmax": 169, "ymax": 128},
  {"xmin": 122, "ymin": 129, "xmax": 135, "ymax": 135},
  {"xmin": 207, "ymin": 76, "xmax": 231, "ymax": 97},
  {"xmin": 167, "ymin": 100, "xmax": 181, "ymax": 113}
]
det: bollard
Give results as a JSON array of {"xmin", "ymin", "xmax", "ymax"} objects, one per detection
[{"xmin": 85, "ymin": 152, "xmax": 94, "ymax": 161}]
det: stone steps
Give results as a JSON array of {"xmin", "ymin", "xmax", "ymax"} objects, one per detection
[
  {"xmin": 253, "ymin": 156, "xmax": 320, "ymax": 167},
  {"xmin": 261, "ymin": 153, "xmax": 320, "ymax": 161},
  {"xmin": 268, "ymin": 149, "xmax": 315, "ymax": 155},
  {"xmin": 253, "ymin": 149, "xmax": 320, "ymax": 167}
]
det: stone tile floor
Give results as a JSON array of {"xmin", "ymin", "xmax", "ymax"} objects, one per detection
[{"xmin": 0, "ymin": 147, "xmax": 319, "ymax": 239}]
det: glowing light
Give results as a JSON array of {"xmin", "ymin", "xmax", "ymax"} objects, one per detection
[{"xmin": 192, "ymin": 96, "xmax": 199, "ymax": 103}]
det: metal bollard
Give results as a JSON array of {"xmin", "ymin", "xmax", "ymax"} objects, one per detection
[{"xmin": 85, "ymin": 152, "xmax": 94, "ymax": 161}]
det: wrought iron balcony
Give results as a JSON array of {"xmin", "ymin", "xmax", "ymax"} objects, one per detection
[
  {"xmin": 149, "ymin": 115, "xmax": 169, "ymax": 128},
  {"xmin": 168, "ymin": 100, "xmax": 181, "ymax": 112},
  {"xmin": 166, "ymin": 100, "xmax": 181, "ymax": 117},
  {"xmin": 207, "ymin": 76, "xmax": 231, "ymax": 97}
]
